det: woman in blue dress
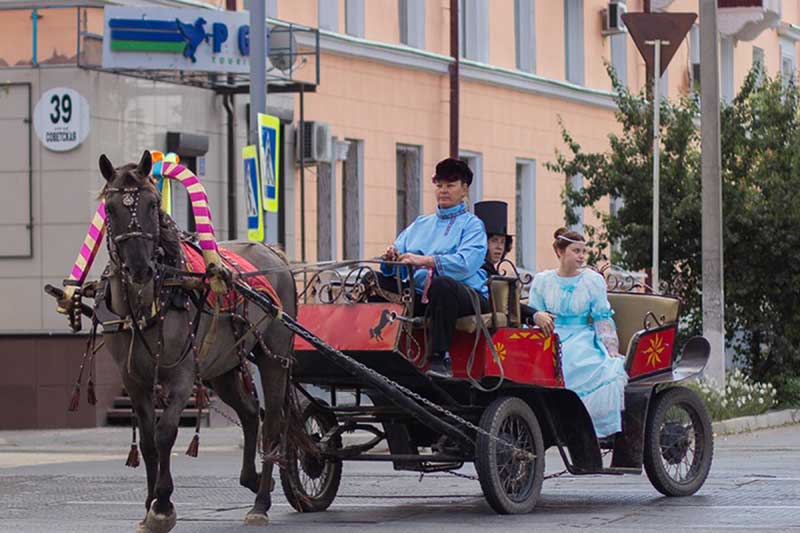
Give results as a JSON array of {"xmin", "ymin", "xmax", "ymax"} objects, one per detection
[{"xmin": 529, "ymin": 228, "xmax": 628, "ymax": 437}]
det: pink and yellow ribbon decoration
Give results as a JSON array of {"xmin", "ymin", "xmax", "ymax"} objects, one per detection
[{"xmin": 62, "ymin": 150, "xmax": 225, "ymax": 305}]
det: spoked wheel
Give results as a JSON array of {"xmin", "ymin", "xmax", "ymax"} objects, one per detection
[
  {"xmin": 644, "ymin": 386, "xmax": 714, "ymax": 497},
  {"xmin": 280, "ymin": 398, "xmax": 342, "ymax": 512},
  {"xmin": 475, "ymin": 397, "xmax": 545, "ymax": 514}
]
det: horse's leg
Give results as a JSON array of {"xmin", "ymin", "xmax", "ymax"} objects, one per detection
[
  {"xmin": 144, "ymin": 370, "xmax": 193, "ymax": 533},
  {"xmin": 124, "ymin": 375, "xmax": 158, "ymax": 514},
  {"xmin": 245, "ymin": 354, "xmax": 287, "ymax": 525},
  {"xmin": 208, "ymin": 366, "xmax": 260, "ymax": 493}
]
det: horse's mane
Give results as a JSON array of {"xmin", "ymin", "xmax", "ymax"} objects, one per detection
[{"xmin": 158, "ymin": 211, "xmax": 183, "ymax": 267}]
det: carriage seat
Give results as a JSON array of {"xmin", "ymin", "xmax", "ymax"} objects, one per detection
[
  {"xmin": 454, "ymin": 276, "xmax": 520, "ymax": 334},
  {"xmin": 607, "ymin": 292, "xmax": 680, "ymax": 357}
]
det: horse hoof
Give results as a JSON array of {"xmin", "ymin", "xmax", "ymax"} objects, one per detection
[
  {"xmin": 244, "ymin": 512, "xmax": 269, "ymax": 526},
  {"xmin": 140, "ymin": 503, "xmax": 177, "ymax": 533}
]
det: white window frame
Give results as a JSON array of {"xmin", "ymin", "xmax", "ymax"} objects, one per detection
[
  {"xmin": 460, "ymin": 0, "xmax": 489, "ymax": 63},
  {"xmin": 780, "ymin": 37, "xmax": 797, "ymax": 87},
  {"xmin": 720, "ymin": 37, "xmax": 734, "ymax": 103},
  {"xmin": 459, "ymin": 150, "xmax": 483, "ymax": 207},
  {"xmin": 399, "ymin": 0, "xmax": 425, "ymax": 49},
  {"xmin": 514, "ymin": 0, "xmax": 536, "ymax": 73},
  {"xmin": 318, "ymin": 0, "xmax": 339, "ymax": 32},
  {"xmin": 564, "ymin": 0, "xmax": 585, "ymax": 85},
  {"xmin": 345, "ymin": 0, "xmax": 365, "ymax": 38},
  {"xmin": 515, "ymin": 159, "xmax": 536, "ymax": 270},
  {"xmin": 396, "ymin": 143, "xmax": 423, "ymax": 233}
]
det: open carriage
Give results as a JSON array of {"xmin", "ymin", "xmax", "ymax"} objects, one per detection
[
  {"xmin": 281, "ymin": 264, "xmax": 714, "ymax": 514},
  {"xmin": 49, "ymin": 151, "xmax": 713, "ymax": 526}
]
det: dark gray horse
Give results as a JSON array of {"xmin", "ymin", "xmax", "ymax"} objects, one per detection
[{"xmin": 98, "ymin": 151, "xmax": 301, "ymax": 531}]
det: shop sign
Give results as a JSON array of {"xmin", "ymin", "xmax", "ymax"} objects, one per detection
[
  {"xmin": 33, "ymin": 87, "xmax": 90, "ymax": 152},
  {"xmin": 103, "ymin": 7, "xmax": 264, "ymax": 74}
]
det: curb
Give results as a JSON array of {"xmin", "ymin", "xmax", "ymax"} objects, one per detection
[{"xmin": 712, "ymin": 408, "xmax": 800, "ymax": 435}]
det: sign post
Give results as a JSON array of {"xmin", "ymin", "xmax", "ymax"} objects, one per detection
[{"xmin": 622, "ymin": 12, "xmax": 695, "ymax": 293}]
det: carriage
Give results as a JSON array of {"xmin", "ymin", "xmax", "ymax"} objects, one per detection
[
  {"xmin": 48, "ymin": 151, "xmax": 713, "ymax": 528},
  {"xmin": 279, "ymin": 263, "xmax": 714, "ymax": 514}
]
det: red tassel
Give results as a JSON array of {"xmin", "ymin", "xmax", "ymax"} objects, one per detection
[
  {"xmin": 196, "ymin": 384, "xmax": 210, "ymax": 409},
  {"xmin": 185, "ymin": 433, "xmax": 199, "ymax": 457},
  {"xmin": 87, "ymin": 379, "xmax": 97, "ymax": 406},
  {"xmin": 68, "ymin": 384, "xmax": 81, "ymax": 412},
  {"xmin": 125, "ymin": 444, "xmax": 140, "ymax": 468}
]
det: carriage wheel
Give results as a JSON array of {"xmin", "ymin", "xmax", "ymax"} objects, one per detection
[
  {"xmin": 280, "ymin": 397, "xmax": 342, "ymax": 512},
  {"xmin": 643, "ymin": 386, "xmax": 714, "ymax": 497},
  {"xmin": 475, "ymin": 397, "xmax": 545, "ymax": 514}
]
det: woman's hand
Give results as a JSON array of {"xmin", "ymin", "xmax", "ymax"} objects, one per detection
[
  {"xmin": 533, "ymin": 311, "xmax": 556, "ymax": 337},
  {"xmin": 398, "ymin": 253, "xmax": 434, "ymax": 268}
]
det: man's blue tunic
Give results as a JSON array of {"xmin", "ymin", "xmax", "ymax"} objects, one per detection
[{"xmin": 381, "ymin": 203, "xmax": 488, "ymax": 296}]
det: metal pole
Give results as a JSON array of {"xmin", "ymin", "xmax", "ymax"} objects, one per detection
[
  {"xmin": 648, "ymin": 39, "xmax": 664, "ymax": 293},
  {"xmin": 699, "ymin": 0, "xmax": 725, "ymax": 388},
  {"xmin": 449, "ymin": 0, "xmax": 459, "ymax": 158},
  {"xmin": 299, "ymin": 84, "xmax": 306, "ymax": 262}
]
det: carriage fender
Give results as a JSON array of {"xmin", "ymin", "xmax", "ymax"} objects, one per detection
[{"xmin": 673, "ymin": 336, "xmax": 710, "ymax": 382}]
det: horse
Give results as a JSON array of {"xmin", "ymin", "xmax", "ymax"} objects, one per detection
[{"xmin": 97, "ymin": 150, "xmax": 303, "ymax": 531}]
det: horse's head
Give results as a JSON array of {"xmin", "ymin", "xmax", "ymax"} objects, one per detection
[{"xmin": 100, "ymin": 151, "xmax": 161, "ymax": 286}]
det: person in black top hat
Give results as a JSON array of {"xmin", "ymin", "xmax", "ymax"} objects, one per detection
[{"xmin": 473, "ymin": 201, "xmax": 535, "ymax": 323}]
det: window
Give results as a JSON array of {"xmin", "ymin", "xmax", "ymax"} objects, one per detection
[
  {"xmin": 396, "ymin": 144, "xmax": 422, "ymax": 232},
  {"xmin": 459, "ymin": 151, "xmax": 483, "ymax": 207},
  {"xmin": 781, "ymin": 37, "xmax": 797, "ymax": 87},
  {"xmin": 514, "ymin": 0, "xmax": 536, "ymax": 73},
  {"xmin": 316, "ymin": 159, "xmax": 337, "ymax": 261},
  {"xmin": 266, "ymin": 0, "xmax": 277, "ymax": 18},
  {"xmin": 399, "ymin": 0, "xmax": 425, "ymax": 48},
  {"xmin": 567, "ymin": 174, "xmax": 583, "ymax": 232},
  {"xmin": 610, "ymin": 32, "xmax": 626, "ymax": 86},
  {"xmin": 689, "ymin": 24, "xmax": 700, "ymax": 91},
  {"xmin": 564, "ymin": 0, "xmax": 584, "ymax": 85},
  {"xmin": 515, "ymin": 160, "xmax": 536, "ymax": 270},
  {"xmin": 720, "ymin": 37, "xmax": 734, "ymax": 103},
  {"xmin": 345, "ymin": 0, "xmax": 365, "ymax": 38},
  {"xmin": 318, "ymin": 0, "xmax": 339, "ymax": 32},
  {"xmin": 460, "ymin": 0, "xmax": 489, "ymax": 63},
  {"xmin": 342, "ymin": 139, "xmax": 364, "ymax": 260},
  {"xmin": 752, "ymin": 46, "xmax": 765, "ymax": 85}
]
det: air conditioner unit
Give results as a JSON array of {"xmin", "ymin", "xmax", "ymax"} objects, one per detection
[
  {"xmin": 296, "ymin": 121, "xmax": 332, "ymax": 164},
  {"xmin": 602, "ymin": 1, "xmax": 627, "ymax": 35}
]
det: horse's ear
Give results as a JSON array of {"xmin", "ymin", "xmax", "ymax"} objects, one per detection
[
  {"xmin": 138, "ymin": 150, "xmax": 152, "ymax": 177},
  {"xmin": 99, "ymin": 154, "xmax": 114, "ymax": 182}
]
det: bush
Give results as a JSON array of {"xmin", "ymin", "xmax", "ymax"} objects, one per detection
[{"xmin": 688, "ymin": 369, "xmax": 777, "ymax": 421}]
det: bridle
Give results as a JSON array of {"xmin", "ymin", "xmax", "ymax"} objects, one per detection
[{"xmin": 104, "ymin": 185, "xmax": 161, "ymax": 273}]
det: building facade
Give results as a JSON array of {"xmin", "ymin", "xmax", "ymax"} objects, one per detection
[{"xmin": 0, "ymin": 0, "xmax": 794, "ymax": 428}]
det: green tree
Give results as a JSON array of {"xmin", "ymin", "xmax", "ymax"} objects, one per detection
[{"xmin": 548, "ymin": 67, "xmax": 800, "ymax": 401}]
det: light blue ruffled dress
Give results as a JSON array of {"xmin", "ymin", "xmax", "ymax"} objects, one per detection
[{"xmin": 530, "ymin": 269, "xmax": 628, "ymax": 437}]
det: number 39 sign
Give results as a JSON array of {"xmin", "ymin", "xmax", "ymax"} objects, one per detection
[{"xmin": 33, "ymin": 87, "xmax": 90, "ymax": 152}]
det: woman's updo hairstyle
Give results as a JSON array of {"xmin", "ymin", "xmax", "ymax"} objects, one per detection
[{"xmin": 552, "ymin": 227, "xmax": 585, "ymax": 255}]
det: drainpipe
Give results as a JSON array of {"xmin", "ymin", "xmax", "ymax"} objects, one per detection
[
  {"xmin": 224, "ymin": 0, "xmax": 237, "ymax": 240},
  {"xmin": 223, "ymin": 93, "xmax": 237, "ymax": 240},
  {"xmin": 449, "ymin": 0, "xmax": 459, "ymax": 158}
]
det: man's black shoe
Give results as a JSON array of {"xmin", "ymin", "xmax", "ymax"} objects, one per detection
[{"xmin": 425, "ymin": 352, "xmax": 453, "ymax": 379}]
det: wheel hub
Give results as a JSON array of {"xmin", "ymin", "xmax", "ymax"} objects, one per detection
[{"xmin": 660, "ymin": 421, "xmax": 690, "ymax": 465}]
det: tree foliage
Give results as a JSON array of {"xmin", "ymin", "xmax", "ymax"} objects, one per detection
[{"xmin": 547, "ymin": 66, "xmax": 800, "ymax": 399}]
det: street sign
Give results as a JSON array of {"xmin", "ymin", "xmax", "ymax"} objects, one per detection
[
  {"xmin": 33, "ymin": 87, "xmax": 90, "ymax": 152},
  {"xmin": 242, "ymin": 144, "xmax": 264, "ymax": 242},
  {"xmin": 622, "ymin": 13, "xmax": 696, "ymax": 78},
  {"xmin": 257, "ymin": 113, "xmax": 281, "ymax": 213}
]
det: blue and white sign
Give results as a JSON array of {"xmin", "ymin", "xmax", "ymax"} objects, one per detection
[{"xmin": 102, "ymin": 7, "xmax": 267, "ymax": 74}]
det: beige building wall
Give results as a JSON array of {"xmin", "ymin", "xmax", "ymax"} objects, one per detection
[{"xmin": 2, "ymin": 0, "xmax": 800, "ymax": 334}]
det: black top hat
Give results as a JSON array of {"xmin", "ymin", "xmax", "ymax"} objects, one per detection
[
  {"xmin": 475, "ymin": 201, "xmax": 513, "ymax": 254},
  {"xmin": 432, "ymin": 158, "xmax": 473, "ymax": 186}
]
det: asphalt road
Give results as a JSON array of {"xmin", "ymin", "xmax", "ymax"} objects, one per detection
[{"xmin": 0, "ymin": 424, "xmax": 798, "ymax": 532}]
